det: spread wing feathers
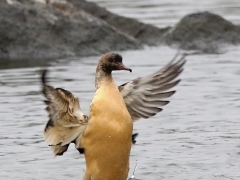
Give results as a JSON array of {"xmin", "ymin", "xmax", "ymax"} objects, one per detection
[
  {"xmin": 41, "ymin": 70, "xmax": 88, "ymax": 155},
  {"xmin": 119, "ymin": 54, "xmax": 186, "ymax": 121}
]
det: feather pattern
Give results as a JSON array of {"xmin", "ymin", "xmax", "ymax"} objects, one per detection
[
  {"xmin": 41, "ymin": 53, "xmax": 186, "ymax": 156},
  {"xmin": 41, "ymin": 70, "xmax": 88, "ymax": 155},
  {"xmin": 119, "ymin": 54, "xmax": 186, "ymax": 121}
]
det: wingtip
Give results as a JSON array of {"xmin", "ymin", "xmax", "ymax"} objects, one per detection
[
  {"xmin": 175, "ymin": 54, "xmax": 187, "ymax": 66},
  {"xmin": 169, "ymin": 52, "xmax": 187, "ymax": 68},
  {"xmin": 53, "ymin": 144, "xmax": 70, "ymax": 156},
  {"xmin": 175, "ymin": 79, "xmax": 182, "ymax": 86},
  {"xmin": 41, "ymin": 69, "xmax": 48, "ymax": 85},
  {"xmin": 171, "ymin": 90, "xmax": 177, "ymax": 95}
]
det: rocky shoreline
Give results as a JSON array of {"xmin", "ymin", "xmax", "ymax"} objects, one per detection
[{"xmin": 1, "ymin": 0, "xmax": 240, "ymax": 62}]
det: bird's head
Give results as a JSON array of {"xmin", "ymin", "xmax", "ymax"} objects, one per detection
[{"xmin": 98, "ymin": 53, "xmax": 132, "ymax": 73}]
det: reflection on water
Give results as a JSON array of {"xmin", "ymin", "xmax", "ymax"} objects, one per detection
[
  {"xmin": 1, "ymin": 46, "xmax": 240, "ymax": 179},
  {"xmin": 1, "ymin": 0, "xmax": 240, "ymax": 179}
]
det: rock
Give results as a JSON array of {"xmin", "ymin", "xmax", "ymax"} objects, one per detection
[
  {"xmin": 0, "ymin": 0, "xmax": 142, "ymax": 61},
  {"xmin": 165, "ymin": 12, "xmax": 240, "ymax": 53},
  {"xmin": 2, "ymin": 1, "xmax": 240, "ymax": 62},
  {"xmin": 67, "ymin": 0, "xmax": 170, "ymax": 46}
]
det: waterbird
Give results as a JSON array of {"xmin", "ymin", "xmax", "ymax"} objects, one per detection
[{"xmin": 41, "ymin": 52, "xmax": 186, "ymax": 180}]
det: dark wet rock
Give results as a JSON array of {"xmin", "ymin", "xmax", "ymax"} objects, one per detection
[
  {"xmin": 2, "ymin": 1, "xmax": 240, "ymax": 62},
  {"xmin": 0, "ymin": 0, "xmax": 142, "ymax": 61},
  {"xmin": 165, "ymin": 12, "xmax": 240, "ymax": 53},
  {"xmin": 67, "ymin": 0, "xmax": 170, "ymax": 46}
]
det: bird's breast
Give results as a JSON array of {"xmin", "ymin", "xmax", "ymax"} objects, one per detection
[
  {"xmin": 82, "ymin": 82, "xmax": 133, "ymax": 146},
  {"xmin": 89, "ymin": 82, "xmax": 132, "ymax": 125}
]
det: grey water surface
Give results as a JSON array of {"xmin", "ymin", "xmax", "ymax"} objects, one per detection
[
  {"xmin": 1, "ymin": 1, "xmax": 240, "ymax": 180},
  {"xmin": 89, "ymin": 0, "xmax": 240, "ymax": 28}
]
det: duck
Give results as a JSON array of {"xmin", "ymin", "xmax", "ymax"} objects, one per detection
[{"xmin": 41, "ymin": 52, "xmax": 186, "ymax": 180}]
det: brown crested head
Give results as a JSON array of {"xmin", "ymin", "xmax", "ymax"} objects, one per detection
[{"xmin": 97, "ymin": 53, "xmax": 132, "ymax": 73}]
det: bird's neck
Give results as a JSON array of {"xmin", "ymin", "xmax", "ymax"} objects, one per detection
[{"xmin": 95, "ymin": 70, "xmax": 113, "ymax": 89}]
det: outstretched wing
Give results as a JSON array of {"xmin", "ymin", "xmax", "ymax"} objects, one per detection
[
  {"xmin": 119, "ymin": 54, "xmax": 186, "ymax": 121},
  {"xmin": 41, "ymin": 70, "xmax": 88, "ymax": 156}
]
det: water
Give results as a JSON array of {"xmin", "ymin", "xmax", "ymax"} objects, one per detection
[
  {"xmin": 89, "ymin": 0, "xmax": 240, "ymax": 28},
  {"xmin": 1, "ymin": 1, "xmax": 240, "ymax": 180}
]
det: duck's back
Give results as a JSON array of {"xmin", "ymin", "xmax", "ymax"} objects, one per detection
[{"xmin": 82, "ymin": 81, "xmax": 133, "ymax": 180}]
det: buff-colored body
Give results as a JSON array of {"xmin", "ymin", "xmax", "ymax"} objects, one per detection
[
  {"xmin": 82, "ymin": 77, "xmax": 133, "ymax": 180},
  {"xmin": 42, "ymin": 53, "xmax": 186, "ymax": 179}
]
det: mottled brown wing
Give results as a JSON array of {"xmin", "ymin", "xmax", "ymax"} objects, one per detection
[
  {"xmin": 119, "ymin": 54, "xmax": 186, "ymax": 121},
  {"xmin": 41, "ymin": 70, "xmax": 88, "ymax": 155}
]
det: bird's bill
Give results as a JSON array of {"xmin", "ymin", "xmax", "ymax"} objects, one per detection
[{"xmin": 116, "ymin": 62, "xmax": 132, "ymax": 72}]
